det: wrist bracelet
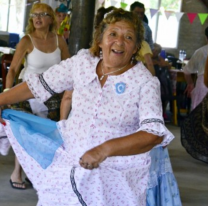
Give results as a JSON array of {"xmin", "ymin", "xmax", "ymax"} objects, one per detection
[{"xmin": 3, "ymin": 88, "xmax": 10, "ymax": 92}]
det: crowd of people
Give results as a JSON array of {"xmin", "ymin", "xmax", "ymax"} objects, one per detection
[{"xmin": 1, "ymin": 0, "xmax": 207, "ymax": 205}]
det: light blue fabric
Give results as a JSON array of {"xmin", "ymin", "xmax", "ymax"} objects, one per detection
[
  {"xmin": 147, "ymin": 173, "xmax": 182, "ymax": 206},
  {"xmin": 2, "ymin": 109, "xmax": 63, "ymax": 169},
  {"xmin": 2, "ymin": 109, "xmax": 182, "ymax": 205},
  {"xmin": 147, "ymin": 147, "xmax": 182, "ymax": 206}
]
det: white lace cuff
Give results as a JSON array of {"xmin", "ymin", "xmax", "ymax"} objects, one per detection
[{"xmin": 137, "ymin": 119, "xmax": 174, "ymax": 146}]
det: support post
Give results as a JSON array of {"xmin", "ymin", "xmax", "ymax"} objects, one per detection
[{"xmin": 68, "ymin": 0, "xmax": 96, "ymax": 56}]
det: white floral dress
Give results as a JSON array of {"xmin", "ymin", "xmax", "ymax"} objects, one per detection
[{"xmin": 0, "ymin": 49, "xmax": 175, "ymax": 206}]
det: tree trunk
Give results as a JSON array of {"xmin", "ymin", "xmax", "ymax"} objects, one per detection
[{"xmin": 68, "ymin": 0, "xmax": 96, "ymax": 56}]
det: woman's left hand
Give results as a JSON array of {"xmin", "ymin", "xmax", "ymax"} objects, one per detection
[
  {"xmin": 0, "ymin": 107, "xmax": 6, "ymax": 126},
  {"xmin": 79, "ymin": 145, "xmax": 107, "ymax": 170}
]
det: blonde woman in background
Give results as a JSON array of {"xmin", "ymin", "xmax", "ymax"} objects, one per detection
[{"xmin": 5, "ymin": 3, "xmax": 70, "ymax": 189}]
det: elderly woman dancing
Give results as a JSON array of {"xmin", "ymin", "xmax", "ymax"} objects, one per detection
[{"xmin": 0, "ymin": 9, "xmax": 176, "ymax": 205}]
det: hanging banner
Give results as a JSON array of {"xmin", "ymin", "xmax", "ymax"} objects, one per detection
[
  {"xmin": 120, "ymin": 2, "xmax": 127, "ymax": 9},
  {"xmin": 198, "ymin": 13, "xmax": 208, "ymax": 25},
  {"xmin": 164, "ymin": 11, "xmax": 173, "ymax": 19},
  {"xmin": 40, "ymin": 0, "xmax": 67, "ymax": 10},
  {"xmin": 100, "ymin": 1, "xmax": 208, "ymax": 25},
  {"xmin": 187, "ymin": 13, "xmax": 197, "ymax": 23},
  {"xmin": 175, "ymin": 12, "xmax": 184, "ymax": 22},
  {"xmin": 99, "ymin": 0, "xmax": 105, "ymax": 4},
  {"xmin": 150, "ymin": 9, "xmax": 159, "ymax": 18},
  {"xmin": 110, "ymin": 0, "xmax": 117, "ymax": 7}
]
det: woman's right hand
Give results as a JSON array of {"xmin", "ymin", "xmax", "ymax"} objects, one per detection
[
  {"xmin": 79, "ymin": 145, "xmax": 107, "ymax": 170},
  {"xmin": 184, "ymin": 83, "xmax": 194, "ymax": 98}
]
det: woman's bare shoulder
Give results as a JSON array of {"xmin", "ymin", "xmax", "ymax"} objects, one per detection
[
  {"xmin": 20, "ymin": 35, "xmax": 31, "ymax": 44},
  {"xmin": 16, "ymin": 35, "xmax": 33, "ymax": 53},
  {"xmin": 18, "ymin": 35, "xmax": 32, "ymax": 47}
]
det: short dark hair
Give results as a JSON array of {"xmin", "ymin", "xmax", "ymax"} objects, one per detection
[
  {"xmin": 205, "ymin": 27, "xmax": 208, "ymax": 38},
  {"xmin": 130, "ymin": 2, "xmax": 145, "ymax": 11}
]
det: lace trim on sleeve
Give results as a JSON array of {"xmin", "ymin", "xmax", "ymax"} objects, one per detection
[
  {"xmin": 138, "ymin": 120, "xmax": 175, "ymax": 146},
  {"xmin": 39, "ymin": 74, "xmax": 56, "ymax": 95},
  {"xmin": 141, "ymin": 118, "xmax": 164, "ymax": 125}
]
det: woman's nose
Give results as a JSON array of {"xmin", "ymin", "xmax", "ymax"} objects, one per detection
[{"xmin": 116, "ymin": 35, "xmax": 125, "ymax": 45}]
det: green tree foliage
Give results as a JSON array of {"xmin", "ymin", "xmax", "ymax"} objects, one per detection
[
  {"xmin": 149, "ymin": 0, "xmax": 180, "ymax": 10},
  {"xmin": 161, "ymin": 0, "xmax": 181, "ymax": 10}
]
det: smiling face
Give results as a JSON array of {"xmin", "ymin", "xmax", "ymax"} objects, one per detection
[{"xmin": 99, "ymin": 20, "xmax": 138, "ymax": 68}]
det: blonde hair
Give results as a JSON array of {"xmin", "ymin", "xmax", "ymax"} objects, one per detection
[
  {"xmin": 26, "ymin": 3, "xmax": 57, "ymax": 34},
  {"xmin": 153, "ymin": 43, "xmax": 162, "ymax": 53},
  {"xmin": 90, "ymin": 8, "xmax": 144, "ymax": 60}
]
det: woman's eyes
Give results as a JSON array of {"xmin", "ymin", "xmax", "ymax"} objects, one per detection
[
  {"xmin": 126, "ymin": 35, "xmax": 133, "ymax": 40},
  {"xmin": 109, "ymin": 32, "xmax": 116, "ymax": 36},
  {"xmin": 109, "ymin": 33, "xmax": 133, "ymax": 40}
]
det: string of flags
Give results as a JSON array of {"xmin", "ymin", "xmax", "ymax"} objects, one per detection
[
  {"xmin": 1, "ymin": 0, "xmax": 207, "ymax": 25},
  {"xmin": 149, "ymin": 9, "xmax": 208, "ymax": 25},
  {"xmin": 98, "ymin": 0, "xmax": 208, "ymax": 25}
]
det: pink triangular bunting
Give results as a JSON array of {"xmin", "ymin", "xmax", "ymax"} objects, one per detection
[
  {"xmin": 187, "ymin": 13, "xmax": 197, "ymax": 23},
  {"xmin": 164, "ymin": 11, "xmax": 173, "ymax": 19}
]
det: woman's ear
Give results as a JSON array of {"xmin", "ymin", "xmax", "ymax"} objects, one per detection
[
  {"xmin": 98, "ymin": 42, "xmax": 103, "ymax": 49},
  {"xmin": 133, "ymin": 44, "xmax": 140, "ymax": 55}
]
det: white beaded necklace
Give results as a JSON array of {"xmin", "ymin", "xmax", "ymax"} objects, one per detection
[{"xmin": 100, "ymin": 61, "xmax": 128, "ymax": 80}]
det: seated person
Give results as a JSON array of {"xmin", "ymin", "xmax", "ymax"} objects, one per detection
[
  {"xmin": 152, "ymin": 43, "xmax": 171, "ymax": 69},
  {"xmin": 152, "ymin": 43, "xmax": 172, "ymax": 121},
  {"xmin": 137, "ymin": 40, "xmax": 155, "ymax": 75}
]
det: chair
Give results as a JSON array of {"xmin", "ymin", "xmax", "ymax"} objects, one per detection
[
  {"xmin": 8, "ymin": 33, "xmax": 19, "ymax": 48},
  {"xmin": 1, "ymin": 54, "xmax": 13, "ymax": 90}
]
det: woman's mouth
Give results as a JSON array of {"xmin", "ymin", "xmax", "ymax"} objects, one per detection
[
  {"xmin": 112, "ymin": 49, "xmax": 124, "ymax": 54},
  {"xmin": 35, "ymin": 21, "xmax": 42, "ymax": 24}
]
